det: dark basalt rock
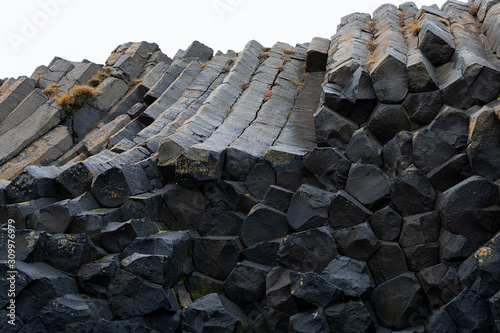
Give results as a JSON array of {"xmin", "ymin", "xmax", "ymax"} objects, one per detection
[
  {"xmin": 266, "ymin": 266, "xmax": 298, "ymax": 315},
  {"xmin": 391, "ymin": 165, "xmax": 437, "ymax": 216},
  {"xmin": 290, "ymin": 307, "xmax": 331, "ymax": 333},
  {"xmin": 369, "ymin": 205, "xmax": 402, "ymax": 242},
  {"xmin": 345, "ymin": 163, "xmax": 391, "ymax": 210},
  {"xmin": 240, "ymin": 203, "xmax": 289, "ymax": 248},
  {"xmin": 277, "ymin": 227, "xmax": 338, "ymax": 273},
  {"xmin": 321, "ymin": 256, "xmax": 374, "ymax": 299},
  {"xmin": 192, "ymin": 236, "xmax": 243, "ymax": 280},
  {"xmin": 382, "ymin": 130, "xmax": 414, "ymax": 178},
  {"xmin": 345, "ymin": 127, "xmax": 383, "ymax": 167},
  {"xmin": 368, "ymin": 104, "xmax": 413, "ymax": 144},
  {"xmin": 437, "ymin": 175, "xmax": 500, "ymax": 243},
  {"xmin": 303, "ymin": 147, "xmax": 351, "ymax": 192},
  {"xmin": 45, "ymin": 233, "xmax": 103, "ymax": 275},
  {"xmin": 329, "ymin": 190, "xmax": 373, "ymax": 229},
  {"xmin": 368, "ymin": 241, "xmax": 408, "ymax": 285},
  {"xmin": 324, "ymin": 300, "xmax": 374, "ymax": 333},
  {"xmin": 333, "ymin": 222, "xmax": 381, "ymax": 262},
  {"xmin": 107, "ymin": 269, "xmax": 179, "ymax": 319},
  {"xmin": 224, "ymin": 260, "xmax": 270, "ymax": 305},
  {"xmin": 370, "ymin": 272, "xmax": 427, "ymax": 329},
  {"xmin": 467, "ymin": 107, "xmax": 500, "ymax": 181},
  {"xmin": 286, "ymin": 184, "xmax": 334, "ymax": 232},
  {"xmin": 289, "ymin": 271, "xmax": 343, "ymax": 309}
]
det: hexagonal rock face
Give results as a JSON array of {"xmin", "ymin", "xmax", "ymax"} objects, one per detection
[
  {"xmin": 370, "ymin": 272, "xmax": 426, "ymax": 330},
  {"xmin": 321, "ymin": 256, "xmax": 374, "ymax": 299},
  {"xmin": 467, "ymin": 107, "xmax": 500, "ymax": 181},
  {"xmin": 368, "ymin": 104, "xmax": 413, "ymax": 144},
  {"xmin": 175, "ymin": 146, "xmax": 225, "ymax": 188},
  {"xmin": 345, "ymin": 163, "xmax": 391, "ymax": 210},
  {"xmin": 333, "ymin": 222, "xmax": 381, "ymax": 262},
  {"xmin": 277, "ymin": 227, "xmax": 338, "ymax": 273},
  {"xmin": 240, "ymin": 204, "xmax": 289, "ymax": 248},
  {"xmin": 303, "ymin": 147, "xmax": 351, "ymax": 192},
  {"xmin": 324, "ymin": 299, "xmax": 374, "ymax": 333},
  {"xmin": 224, "ymin": 260, "xmax": 270, "ymax": 305},
  {"xmin": 391, "ymin": 165, "xmax": 437, "ymax": 217},
  {"xmin": 418, "ymin": 21, "xmax": 455, "ymax": 65},
  {"xmin": 437, "ymin": 176, "xmax": 500, "ymax": 243},
  {"xmin": 286, "ymin": 184, "xmax": 334, "ymax": 232}
]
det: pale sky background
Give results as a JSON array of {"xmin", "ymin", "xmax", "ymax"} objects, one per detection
[{"xmin": 0, "ymin": 0, "xmax": 446, "ymax": 79}]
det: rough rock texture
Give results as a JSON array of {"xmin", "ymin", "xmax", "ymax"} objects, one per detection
[{"xmin": 2, "ymin": 2, "xmax": 500, "ymax": 330}]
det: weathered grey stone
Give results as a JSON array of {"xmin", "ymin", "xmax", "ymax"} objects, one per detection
[
  {"xmin": 0, "ymin": 99, "xmax": 64, "ymax": 165},
  {"xmin": 306, "ymin": 37, "xmax": 329, "ymax": 72},
  {"xmin": 181, "ymin": 40, "xmax": 213, "ymax": 62},
  {"xmin": 0, "ymin": 77, "xmax": 37, "ymax": 122}
]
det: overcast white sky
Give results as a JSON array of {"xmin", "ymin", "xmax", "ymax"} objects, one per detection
[{"xmin": 0, "ymin": 0, "xmax": 445, "ymax": 79}]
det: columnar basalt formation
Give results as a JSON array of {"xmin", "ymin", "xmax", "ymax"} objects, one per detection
[{"xmin": 1, "ymin": 1, "xmax": 500, "ymax": 332}]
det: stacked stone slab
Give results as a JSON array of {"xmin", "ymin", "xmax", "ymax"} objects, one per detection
[{"xmin": 1, "ymin": 1, "xmax": 500, "ymax": 331}]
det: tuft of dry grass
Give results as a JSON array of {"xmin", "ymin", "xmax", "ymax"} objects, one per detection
[
  {"xmin": 129, "ymin": 78, "xmax": 142, "ymax": 88},
  {"xmin": 366, "ymin": 39, "xmax": 378, "ymax": 53},
  {"xmin": 42, "ymin": 83, "xmax": 59, "ymax": 98},
  {"xmin": 241, "ymin": 82, "xmax": 250, "ymax": 90},
  {"xmin": 282, "ymin": 48, "xmax": 298, "ymax": 55},
  {"xmin": 226, "ymin": 109, "xmax": 233, "ymax": 115},
  {"xmin": 36, "ymin": 75, "xmax": 44, "ymax": 86},
  {"xmin": 362, "ymin": 20, "xmax": 378, "ymax": 33},
  {"xmin": 259, "ymin": 51, "xmax": 270, "ymax": 61},
  {"xmin": 397, "ymin": 10, "xmax": 405, "ymax": 27},
  {"xmin": 57, "ymin": 85, "xmax": 95, "ymax": 115},
  {"xmin": 439, "ymin": 18, "xmax": 451, "ymax": 26},
  {"xmin": 222, "ymin": 64, "xmax": 231, "ymax": 72},
  {"xmin": 264, "ymin": 90, "xmax": 273, "ymax": 102},
  {"xmin": 301, "ymin": 64, "xmax": 307, "ymax": 71},
  {"xmin": 88, "ymin": 69, "xmax": 110, "ymax": 88},
  {"xmin": 201, "ymin": 60, "xmax": 211, "ymax": 68},
  {"xmin": 278, "ymin": 65, "xmax": 285, "ymax": 72},
  {"xmin": 367, "ymin": 54, "xmax": 377, "ymax": 70},
  {"xmin": 283, "ymin": 54, "xmax": 292, "ymax": 64},
  {"xmin": 468, "ymin": 4, "xmax": 478, "ymax": 16},
  {"xmin": 410, "ymin": 19, "xmax": 422, "ymax": 36},
  {"xmin": 286, "ymin": 109, "xmax": 293, "ymax": 118},
  {"xmin": 290, "ymin": 80, "xmax": 305, "ymax": 92},
  {"xmin": 263, "ymin": 47, "xmax": 271, "ymax": 52}
]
